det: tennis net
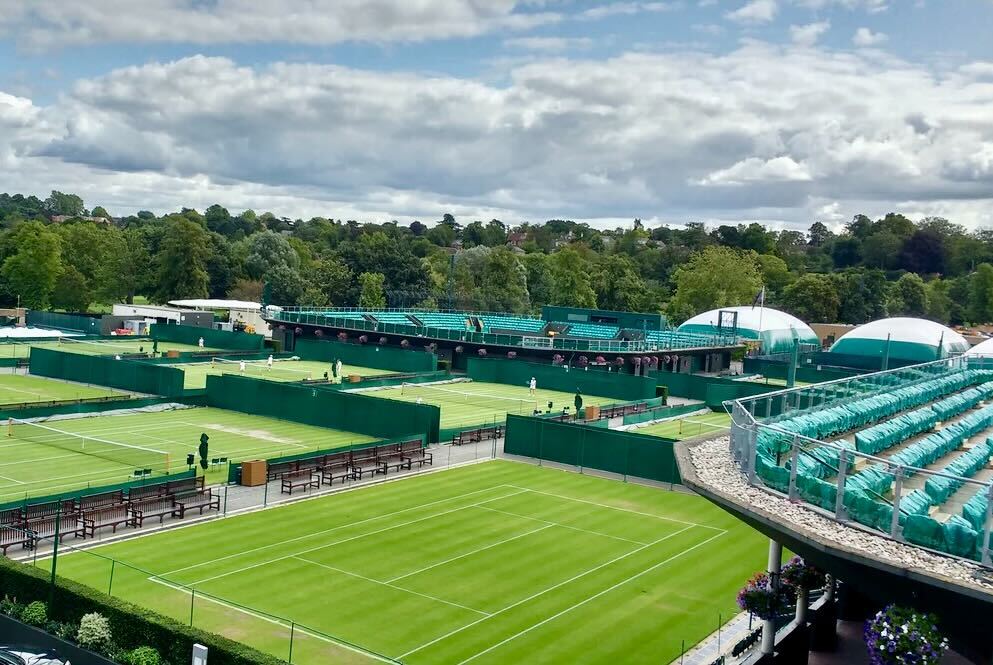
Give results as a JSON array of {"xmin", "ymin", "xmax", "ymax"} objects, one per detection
[
  {"xmin": 399, "ymin": 382, "xmax": 537, "ymax": 413},
  {"xmin": 7, "ymin": 418, "xmax": 171, "ymax": 472},
  {"xmin": 58, "ymin": 337, "xmax": 146, "ymax": 354},
  {"xmin": 210, "ymin": 357, "xmax": 313, "ymax": 381}
]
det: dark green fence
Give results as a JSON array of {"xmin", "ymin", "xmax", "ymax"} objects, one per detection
[
  {"xmin": 503, "ymin": 414, "xmax": 681, "ymax": 484},
  {"xmin": 466, "ymin": 357, "xmax": 657, "ymax": 401},
  {"xmin": 742, "ymin": 357, "xmax": 865, "ymax": 383},
  {"xmin": 25, "ymin": 310, "xmax": 102, "ymax": 333},
  {"xmin": 29, "ymin": 348, "xmax": 185, "ymax": 397},
  {"xmin": 205, "ymin": 373, "xmax": 440, "ymax": 442},
  {"xmin": 294, "ymin": 337, "xmax": 437, "ymax": 372},
  {"xmin": 151, "ymin": 324, "xmax": 264, "ymax": 351}
]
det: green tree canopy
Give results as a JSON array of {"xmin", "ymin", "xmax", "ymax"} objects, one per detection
[
  {"xmin": 781, "ymin": 274, "xmax": 840, "ymax": 323},
  {"xmin": 155, "ymin": 217, "xmax": 210, "ymax": 302},
  {"xmin": 548, "ymin": 247, "xmax": 597, "ymax": 308},
  {"xmin": 0, "ymin": 223, "xmax": 62, "ymax": 308},
  {"xmin": 668, "ymin": 246, "xmax": 762, "ymax": 323},
  {"xmin": 358, "ymin": 271, "xmax": 387, "ymax": 308}
]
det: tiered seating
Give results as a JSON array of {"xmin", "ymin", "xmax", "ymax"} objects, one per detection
[
  {"xmin": 418, "ymin": 312, "xmax": 470, "ymax": 330},
  {"xmin": 369, "ymin": 312, "xmax": 414, "ymax": 325},
  {"xmin": 480, "ymin": 315, "xmax": 545, "ymax": 333},
  {"xmin": 566, "ymin": 323, "xmax": 619, "ymax": 339},
  {"xmin": 924, "ymin": 439, "xmax": 993, "ymax": 504}
]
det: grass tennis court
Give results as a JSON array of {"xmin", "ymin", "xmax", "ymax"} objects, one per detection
[
  {"xmin": 360, "ymin": 381, "xmax": 618, "ymax": 429},
  {"xmin": 0, "ymin": 407, "xmax": 375, "ymax": 504},
  {"xmin": 0, "ymin": 372, "xmax": 121, "ymax": 407},
  {"xmin": 175, "ymin": 358, "xmax": 395, "ymax": 389},
  {"xmin": 50, "ymin": 460, "xmax": 767, "ymax": 664},
  {"xmin": 636, "ymin": 411, "xmax": 731, "ymax": 440},
  {"xmin": 0, "ymin": 338, "xmax": 217, "ymax": 359}
]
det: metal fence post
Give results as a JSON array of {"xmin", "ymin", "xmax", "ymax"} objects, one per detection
[
  {"xmin": 189, "ymin": 588, "xmax": 195, "ymax": 626},
  {"xmin": 108, "ymin": 560, "xmax": 116, "ymax": 597},
  {"xmin": 263, "ymin": 479, "xmax": 269, "ymax": 507},
  {"xmin": 890, "ymin": 466, "xmax": 904, "ymax": 540},
  {"xmin": 223, "ymin": 485, "xmax": 228, "ymax": 516},
  {"xmin": 787, "ymin": 436, "xmax": 800, "ymax": 501},
  {"xmin": 834, "ymin": 450, "xmax": 848, "ymax": 521},
  {"xmin": 983, "ymin": 483, "xmax": 993, "ymax": 566},
  {"xmin": 288, "ymin": 621, "xmax": 295, "ymax": 663}
]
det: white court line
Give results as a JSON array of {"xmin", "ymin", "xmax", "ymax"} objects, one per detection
[
  {"xmin": 0, "ymin": 452, "xmax": 78, "ymax": 468},
  {"xmin": 475, "ymin": 505, "xmax": 649, "ymax": 546},
  {"xmin": 183, "ymin": 489, "xmax": 530, "ymax": 586},
  {"xmin": 386, "ymin": 524, "xmax": 554, "ymax": 584},
  {"xmin": 149, "ymin": 577, "xmax": 395, "ymax": 664},
  {"xmin": 506, "ymin": 485, "xmax": 724, "ymax": 531},
  {"xmin": 456, "ymin": 530, "xmax": 728, "ymax": 664},
  {"xmin": 160, "ymin": 484, "xmax": 518, "ymax": 577},
  {"xmin": 398, "ymin": 523, "xmax": 697, "ymax": 660},
  {"xmin": 177, "ymin": 422, "xmax": 311, "ymax": 450},
  {"xmin": 293, "ymin": 556, "xmax": 492, "ymax": 616},
  {"xmin": 0, "ymin": 473, "xmax": 24, "ymax": 485}
]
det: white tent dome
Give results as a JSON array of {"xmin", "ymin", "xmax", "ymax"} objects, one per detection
[
  {"xmin": 829, "ymin": 317, "xmax": 968, "ymax": 363},
  {"xmin": 965, "ymin": 337, "xmax": 993, "ymax": 356},
  {"xmin": 676, "ymin": 306, "xmax": 819, "ymax": 354}
]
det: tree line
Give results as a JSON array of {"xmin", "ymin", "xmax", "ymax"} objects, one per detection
[{"xmin": 2, "ymin": 191, "xmax": 993, "ymax": 326}]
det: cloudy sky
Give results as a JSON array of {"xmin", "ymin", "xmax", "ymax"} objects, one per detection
[{"xmin": 1, "ymin": 0, "xmax": 992, "ymax": 229}]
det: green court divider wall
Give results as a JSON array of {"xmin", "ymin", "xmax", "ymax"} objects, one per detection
[
  {"xmin": 150, "ymin": 323, "xmax": 264, "ymax": 351},
  {"xmin": 294, "ymin": 337, "xmax": 438, "ymax": 372},
  {"xmin": 29, "ymin": 348, "xmax": 186, "ymax": 397},
  {"xmin": 742, "ymin": 357, "xmax": 864, "ymax": 383},
  {"xmin": 315, "ymin": 370, "xmax": 450, "ymax": 391},
  {"xmin": 466, "ymin": 357, "xmax": 657, "ymax": 401},
  {"xmin": 656, "ymin": 372, "xmax": 783, "ymax": 409},
  {"xmin": 25, "ymin": 310, "xmax": 102, "ymax": 333},
  {"xmin": 205, "ymin": 373, "xmax": 441, "ymax": 442},
  {"xmin": 503, "ymin": 414, "xmax": 681, "ymax": 484},
  {"xmin": 621, "ymin": 402, "xmax": 709, "ymax": 426},
  {"xmin": 0, "ymin": 395, "xmax": 179, "ymax": 421},
  {"xmin": 0, "ymin": 469, "xmax": 195, "ymax": 512}
]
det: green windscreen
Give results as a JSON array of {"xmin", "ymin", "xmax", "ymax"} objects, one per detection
[
  {"xmin": 294, "ymin": 337, "xmax": 437, "ymax": 373},
  {"xmin": 150, "ymin": 324, "xmax": 264, "ymax": 351},
  {"xmin": 29, "ymin": 347, "xmax": 185, "ymax": 397},
  {"xmin": 503, "ymin": 414, "xmax": 680, "ymax": 483},
  {"xmin": 205, "ymin": 373, "xmax": 441, "ymax": 442},
  {"xmin": 466, "ymin": 357, "xmax": 657, "ymax": 401}
]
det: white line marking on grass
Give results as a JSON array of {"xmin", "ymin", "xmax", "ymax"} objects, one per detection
[
  {"xmin": 149, "ymin": 577, "xmax": 395, "ymax": 664},
  {"xmin": 507, "ymin": 485, "xmax": 724, "ymax": 531},
  {"xmin": 183, "ymin": 489, "xmax": 530, "ymax": 586},
  {"xmin": 293, "ymin": 556, "xmax": 492, "ymax": 616},
  {"xmin": 475, "ymin": 505, "xmax": 649, "ymax": 546},
  {"xmin": 0, "ymin": 473, "xmax": 24, "ymax": 484},
  {"xmin": 456, "ymin": 530, "xmax": 727, "ymax": 664},
  {"xmin": 386, "ymin": 524, "xmax": 555, "ymax": 584},
  {"xmin": 397, "ymin": 524, "xmax": 697, "ymax": 660},
  {"xmin": 0, "ymin": 452, "xmax": 78, "ymax": 467}
]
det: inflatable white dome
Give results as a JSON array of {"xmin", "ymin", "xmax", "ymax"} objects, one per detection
[
  {"xmin": 829, "ymin": 317, "xmax": 968, "ymax": 363},
  {"xmin": 965, "ymin": 337, "xmax": 993, "ymax": 357},
  {"xmin": 676, "ymin": 306, "xmax": 819, "ymax": 354}
]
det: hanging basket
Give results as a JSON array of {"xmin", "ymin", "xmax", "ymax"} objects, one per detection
[
  {"xmin": 736, "ymin": 573, "xmax": 793, "ymax": 620},
  {"xmin": 864, "ymin": 605, "xmax": 948, "ymax": 665}
]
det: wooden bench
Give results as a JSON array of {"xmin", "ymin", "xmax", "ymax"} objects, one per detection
[
  {"xmin": 267, "ymin": 460, "xmax": 300, "ymax": 481},
  {"xmin": 281, "ymin": 470, "xmax": 320, "ymax": 495},
  {"xmin": 27, "ymin": 513, "xmax": 85, "ymax": 545},
  {"xmin": 0, "ymin": 525, "xmax": 32, "ymax": 554},
  {"xmin": 320, "ymin": 451, "xmax": 353, "ymax": 485},
  {"xmin": 350, "ymin": 449, "xmax": 386, "ymax": 479},
  {"xmin": 0, "ymin": 508, "xmax": 25, "ymax": 528},
  {"xmin": 400, "ymin": 440, "xmax": 432, "ymax": 468},
  {"xmin": 127, "ymin": 480, "xmax": 173, "ymax": 502},
  {"xmin": 77, "ymin": 490, "xmax": 125, "ymax": 513},
  {"xmin": 82, "ymin": 504, "xmax": 132, "ymax": 537},
  {"xmin": 469, "ymin": 425, "xmax": 503, "ymax": 443},
  {"xmin": 173, "ymin": 488, "xmax": 221, "ymax": 518},
  {"xmin": 129, "ymin": 497, "xmax": 176, "ymax": 528},
  {"xmin": 375, "ymin": 444, "xmax": 412, "ymax": 472},
  {"xmin": 24, "ymin": 499, "xmax": 75, "ymax": 522}
]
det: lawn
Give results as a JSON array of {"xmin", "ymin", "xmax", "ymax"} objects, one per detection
[
  {"xmin": 358, "ymin": 380, "xmax": 618, "ymax": 429},
  {"xmin": 50, "ymin": 460, "xmax": 767, "ymax": 665},
  {"xmin": 0, "ymin": 372, "xmax": 122, "ymax": 407},
  {"xmin": 636, "ymin": 411, "xmax": 732, "ymax": 440},
  {"xmin": 0, "ymin": 407, "xmax": 374, "ymax": 504},
  {"xmin": 0, "ymin": 338, "xmax": 217, "ymax": 359},
  {"xmin": 175, "ymin": 358, "xmax": 395, "ymax": 389}
]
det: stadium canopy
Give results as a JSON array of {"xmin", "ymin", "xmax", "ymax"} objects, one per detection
[
  {"xmin": 676, "ymin": 306, "xmax": 819, "ymax": 354},
  {"xmin": 168, "ymin": 299, "xmax": 261, "ymax": 311},
  {"xmin": 964, "ymin": 337, "xmax": 993, "ymax": 357},
  {"xmin": 829, "ymin": 317, "xmax": 969, "ymax": 363}
]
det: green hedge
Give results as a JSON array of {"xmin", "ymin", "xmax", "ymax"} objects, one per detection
[{"xmin": 0, "ymin": 557, "xmax": 285, "ymax": 665}]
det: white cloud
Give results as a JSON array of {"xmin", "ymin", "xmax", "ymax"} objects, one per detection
[
  {"xmin": 793, "ymin": 0, "xmax": 888, "ymax": 12},
  {"xmin": 503, "ymin": 36, "xmax": 593, "ymax": 52},
  {"xmin": 579, "ymin": 2, "xmax": 679, "ymax": 20},
  {"xmin": 789, "ymin": 21, "xmax": 830, "ymax": 46},
  {"xmin": 0, "ymin": 0, "xmax": 560, "ymax": 50},
  {"xmin": 726, "ymin": 0, "xmax": 778, "ymax": 24},
  {"xmin": 853, "ymin": 27, "xmax": 888, "ymax": 46},
  {"xmin": 2, "ymin": 42, "xmax": 993, "ymax": 228}
]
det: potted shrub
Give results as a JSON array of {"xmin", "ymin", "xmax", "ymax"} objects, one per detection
[
  {"xmin": 864, "ymin": 605, "xmax": 948, "ymax": 665},
  {"xmin": 76, "ymin": 612, "xmax": 113, "ymax": 653}
]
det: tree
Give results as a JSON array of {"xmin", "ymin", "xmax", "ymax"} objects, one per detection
[
  {"xmin": 523, "ymin": 253, "xmax": 553, "ymax": 312},
  {"xmin": 155, "ymin": 217, "xmax": 210, "ymax": 302},
  {"xmin": 266, "ymin": 264, "xmax": 308, "ymax": 305},
  {"xmin": 667, "ymin": 246, "xmax": 762, "ymax": 323},
  {"xmin": 43, "ymin": 190, "xmax": 86, "ymax": 217},
  {"xmin": 244, "ymin": 230, "xmax": 299, "ymax": 279},
  {"xmin": 808, "ymin": 222, "xmax": 831, "ymax": 247},
  {"xmin": 831, "ymin": 237, "xmax": 862, "ymax": 268},
  {"xmin": 90, "ymin": 206, "xmax": 111, "ymax": 220},
  {"xmin": 834, "ymin": 270, "xmax": 888, "ymax": 324},
  {"xmin": 593, "ymin": 255, "xmax": 646, "ymax": 312},
  {"xmin": 969, "ymin": 263, "xmax": 993, "ymax": 324},
  {"xmin": 308, "ymin": 256, "xmax": 354, "ymax": 306},
  {"xmin": 0, "ymin": 223, "xmax": 62, "ymax": 308},
  {"xmin": 755, "ymin": 254, "xmax": 793, "ymax": 299},
  {"xmin": 887, "ymin": 273, "xmax": 928, "ymax": 317},
  {"xmin": 548, "ymin": 247, "xmax": 597, "ymax": 308},
  {"xmin": 409, "ymin": 221, "xmax": 427, "ymax": 236},
  {"xmin": 481, "ymin": 247, "xmax": 529, "ymax": 312},
  {"xmin": 426, "ymin": 223, "xmax": 456, "ymax": 247},
  {"xmin": 50, "ymin": 265, "xmax": 92, "ymax": 311},
  {"xmin": 97, "ymin": 227, "xmax": 151, "ymax": 304},
  {"xmin": 900, "ymin": 230, "xmax": 946, "ymax": 275},
  {"xmin": 781, "ymin": 274, "xmax": 840, "ymax": 323},
  {"xmin": 358, "ymin": 272, "xmax": 386, "ymax": 308},
  {"xmin": 925, "ymin": 279, "xmax": 953, "ymax": 324},
  {"xmin": 861, "ymin": 232, "xmax": 902, "ymax": 270}
]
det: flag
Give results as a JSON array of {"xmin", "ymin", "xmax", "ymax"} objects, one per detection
[{"xmin": 751, "ymin": 286, "xmax": 766, "ymax": 309}]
